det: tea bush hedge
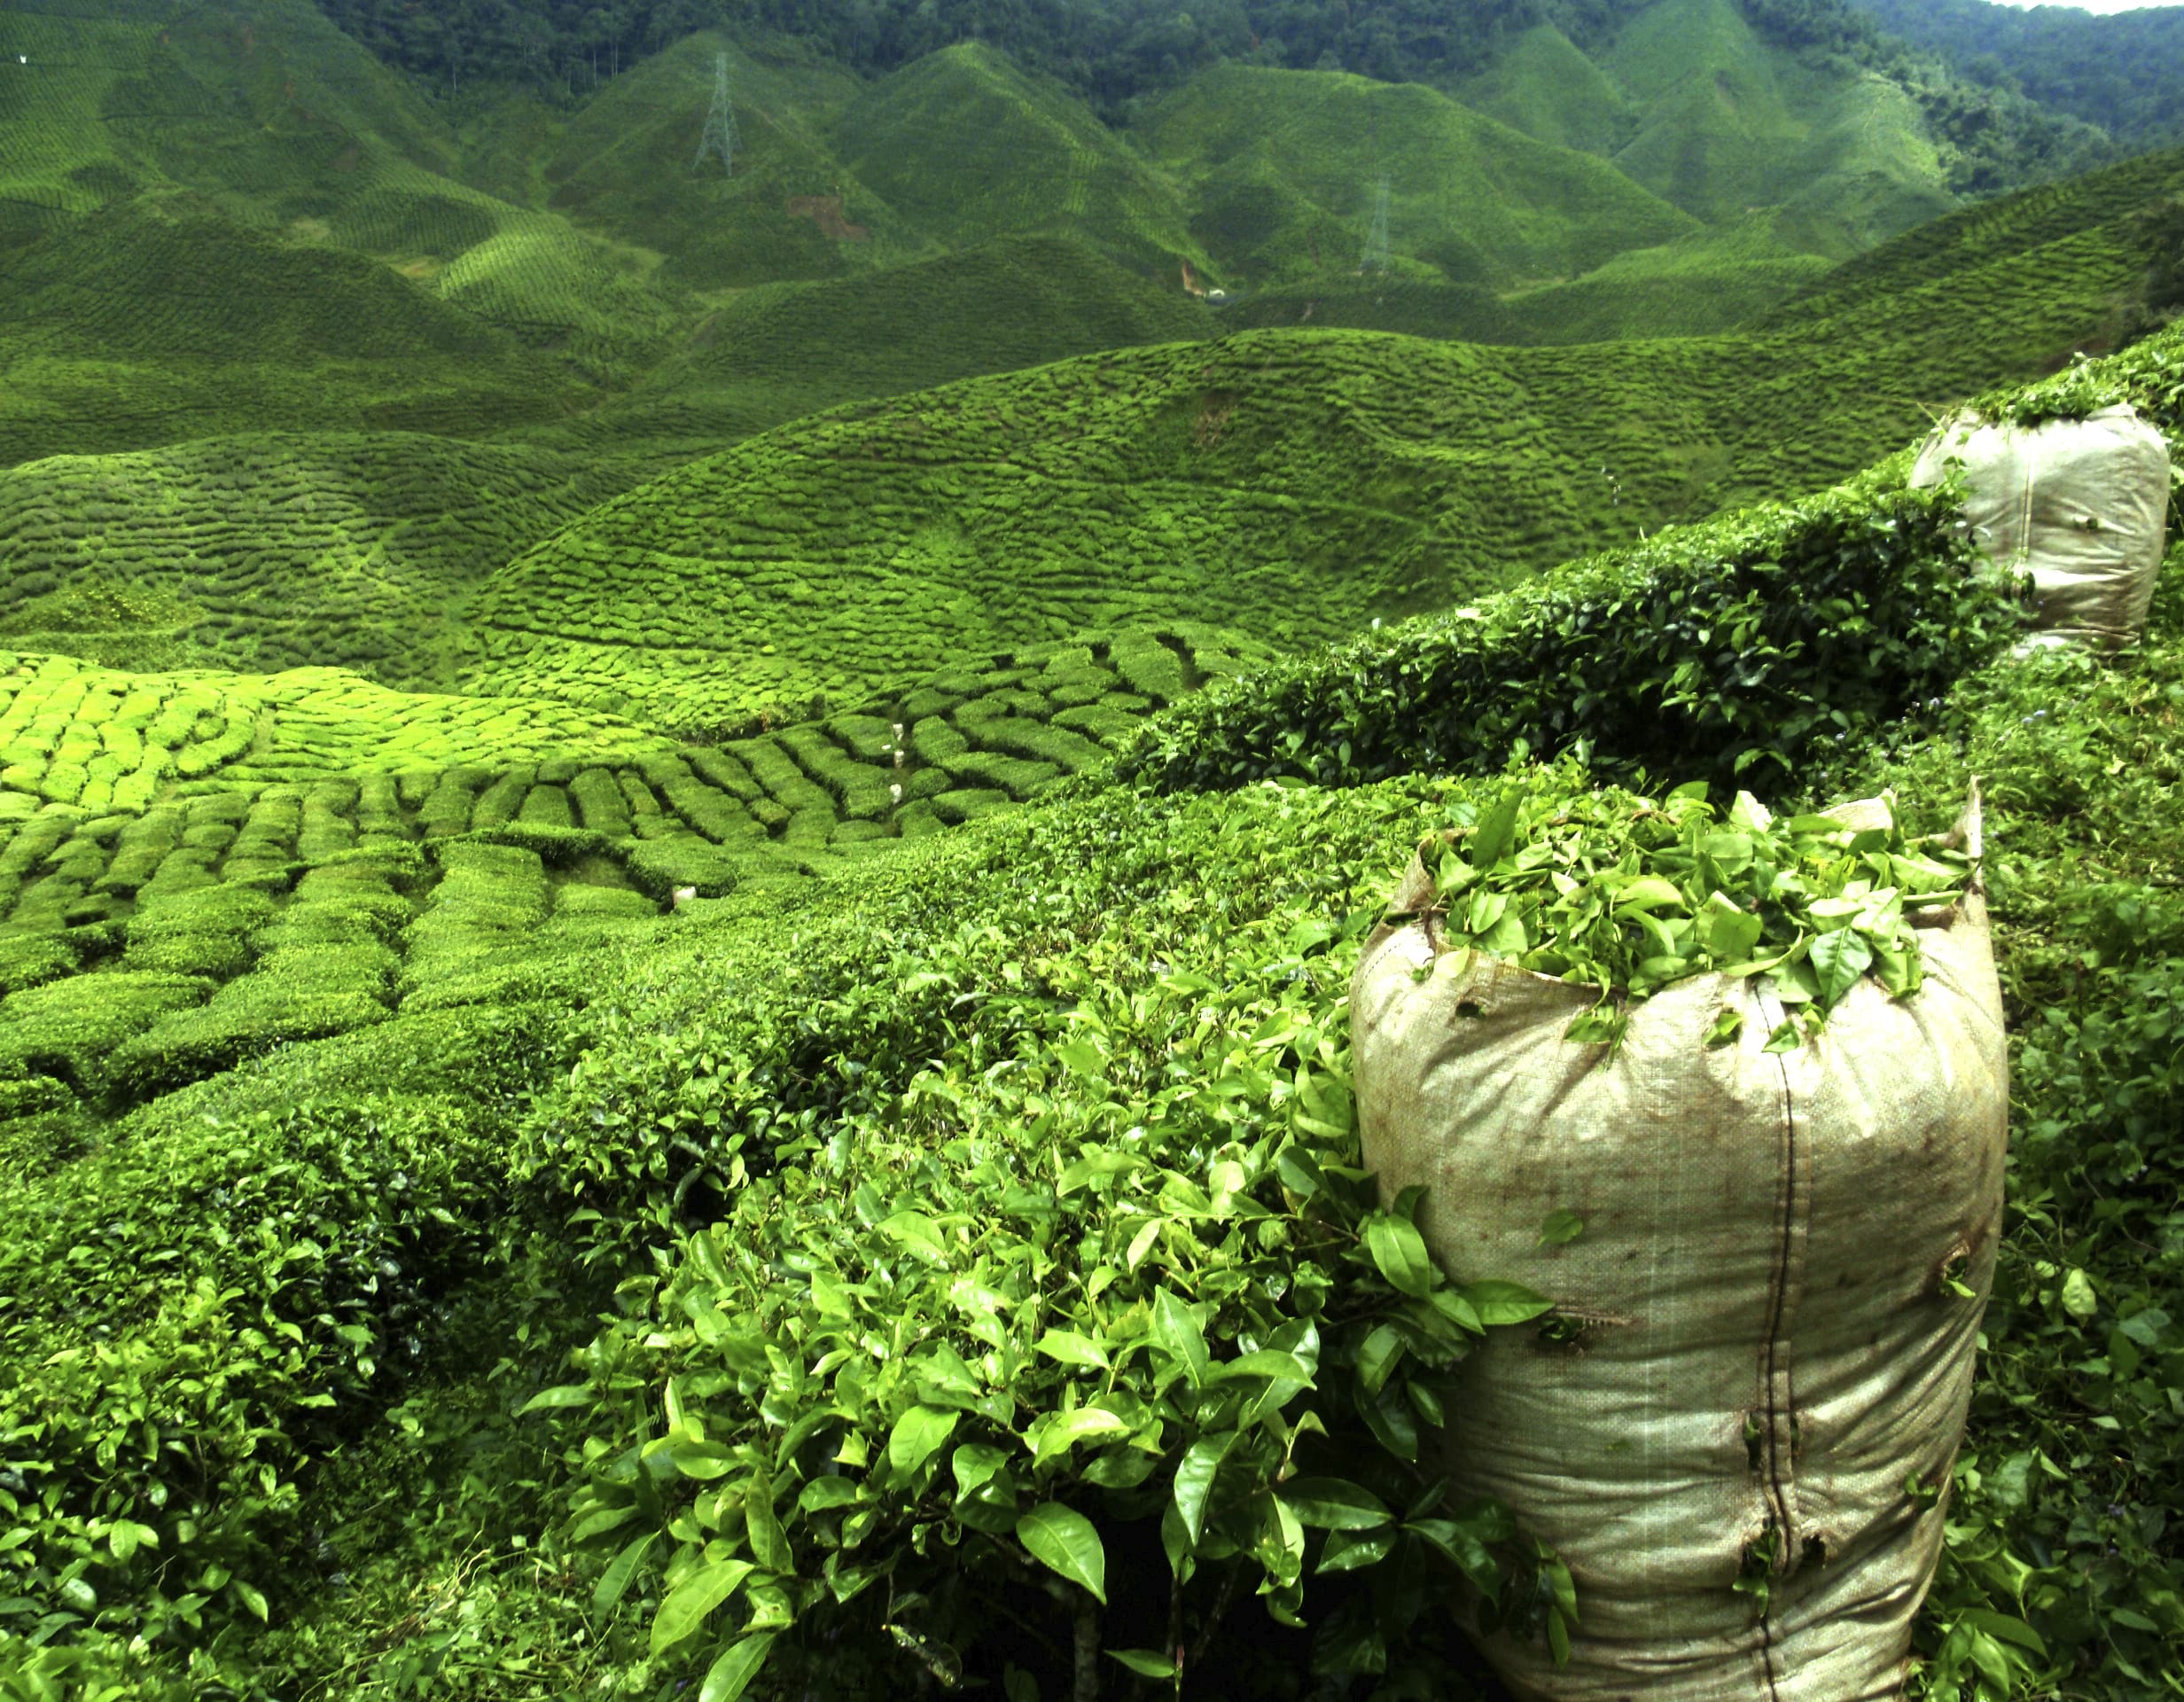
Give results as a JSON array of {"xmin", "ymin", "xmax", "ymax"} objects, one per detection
[{"xmin": 1120, "ymin": 477, "xmax": 2025, "ymax": 797}]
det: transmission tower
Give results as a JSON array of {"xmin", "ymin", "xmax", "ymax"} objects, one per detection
[
  {"xmin": 1360, "ymin": 178, "xmax": 1392, "ymax": 273},
  {"xmin": 695, "ymin": 53, "xmax": 739, "ymax": 175}
]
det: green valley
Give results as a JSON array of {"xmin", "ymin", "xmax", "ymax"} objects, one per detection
[{"xmin": 2, "ymin": 0, "xmax": 2181, "ymax": 1698}]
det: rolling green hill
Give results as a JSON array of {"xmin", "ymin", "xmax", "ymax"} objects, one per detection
[
  {"xmin": 5, "ymin": 88, "xmax": 2173, "ymax": 723},
  {"xmin": 0, "ymin": 433, "xmax": 647, "ymax": 682},
  {"xmin": 529, "ymin": 28, "xmax": 901, "ymax": 292},
  {"xmin": 458, "ymin": 330, "xmax": 1732, "ymax": 731},
  {"xmin": 0, "ymin": 0, "xmax": 691, "ymax": 465},
  {"xmin": 1759, "ymin": 141, "xmax": 2184, "ymax": 347},
  {"xmin": 465, "ymin": 143, "xmax": 2183, "ymax": 734},
  {"xmin": 831, "ymin": 43, "xmax": 1210, "ymax": 278},
  {"xmin": 1596, "ymin": 0, "xmax": 1954, "ymax": 253},
  {"xmin": 589, "ymin": 236, "xmax": 1213, "ymax": 454},
  {"xmin": 3, "ymin": 0, "xmax": 2138, "ymax": 486},
  {"xmin": 1136, "ymin": 61, "xmax": 1699, "ymax": 292}
]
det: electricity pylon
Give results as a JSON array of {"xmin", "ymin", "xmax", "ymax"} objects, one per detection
[
  {"xmin": 1360, "ymin": 178, "xmax": 1392, "ymax": 273},
  {"xmin": 695, "ymin": 53, "xmax": 738, "ymax": 174}
]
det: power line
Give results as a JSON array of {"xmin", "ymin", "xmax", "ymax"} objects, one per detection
[
  {"xmin": 1360, "ymin": 178, "xmax": 1392, "ymax": 273},
  {"xmin": 695, "ymin": 51, "xmax": 738, "ymax": 175}
]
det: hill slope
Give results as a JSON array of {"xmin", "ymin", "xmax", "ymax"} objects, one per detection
[
  {"xmin": 1136, "ymin": 62, "xmax": 1699, "ymax": 291},
  {"xmin": 473, "ymin": 129, "xmax": 2184, "ymax": 731},
  {"xmin": 1856, "ymin": 0, "xmax": 2184, "ymax": 150},
  {"xmin": 602, "ymin": 237, "xmax": 1212, "ymax": 453},
  {"xmin": 0, "ymin": 433, "xmax": 646, "ymax": 683}
]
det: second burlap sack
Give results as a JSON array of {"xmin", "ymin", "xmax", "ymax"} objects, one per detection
[
  {"xmin": 1352, "ymin": 800, "xmax": 2008, "ymax": 1702},
  {"xmin": 1910, "ymin": 403, "xmax": 2168, "ymax": 650}
]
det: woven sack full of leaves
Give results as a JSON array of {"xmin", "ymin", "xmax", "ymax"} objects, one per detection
[{"xmin": 1350, "ymin": 773, "xmax": 2007, "ymax": 1701}]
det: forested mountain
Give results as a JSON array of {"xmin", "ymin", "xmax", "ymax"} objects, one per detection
[
  {"xmin": 6, "ymin": 0, "xmax": 2134, "ymax": 481},
  {"xmin": 1857, "ymin": 0, "xmax": 2184, "ymax": 151},
  {"xmin": 313, "ymin": 0, "xmax": 2108, "ymax": 193}
]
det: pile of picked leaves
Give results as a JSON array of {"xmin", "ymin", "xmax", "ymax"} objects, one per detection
[{"xmin": 1400, "ymin": 774, "xmax": 1980, "ymax": 1051}]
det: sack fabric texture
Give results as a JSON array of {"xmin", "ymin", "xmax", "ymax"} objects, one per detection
[
  {"xmin": 1352, "ymin": 802, "xmax": 2008, "ymax": 1701},
  {"xmin": 1910, "ymin": 403, "xmax": 2169, "ymax": 649}
]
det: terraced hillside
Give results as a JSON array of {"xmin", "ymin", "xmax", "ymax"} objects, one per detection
[
  {"xmin": 1500, "ymin": 214, "xmax": 1837, "ymax": 342},
  {"xmin": 0, "ymin": 618, "xmax": 1268, "ymax": 1118},
  {"xmin": 1136, "ymin": 62, "xmax": 1699, "ymax": 292},
  {"xmin": 1227, "ymin": 214, "xmax": 1835, "ymax": 344},
  {"xmin": 588, "ymin": 237, "xmax": 1213, "ymax": 455},
  {"xmin": 464, "ymin": 332, "xmax": 1733, "ymax": 730},
  {"xmin": 464, "ymin": 160, "xmax": 2178, "ymax": 735},
  {"xmin": 0, "ymin": 433, "xmax": 646, "ymax": 682},
  {"xmin": 1759, "ymin": 142, "xmax": 2184, "ymax": 349},
  {"xmin": 6, "ymin": 126, "xmax": 2172, "ymax": 728}
]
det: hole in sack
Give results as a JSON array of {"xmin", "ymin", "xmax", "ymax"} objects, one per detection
[{"xmin": 1931, "ymin": 1237, "xmax": 1975, "ymax": 1300}]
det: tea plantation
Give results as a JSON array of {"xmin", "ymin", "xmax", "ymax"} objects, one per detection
[{"xmin": 4, "ymin": 0, "xmax": 2184, "ymax": 1696}]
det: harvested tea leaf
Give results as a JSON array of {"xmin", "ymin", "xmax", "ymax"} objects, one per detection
[{"xmin": 1402, "ymin": 774, "xmax": 1976, "ymax": 1048}]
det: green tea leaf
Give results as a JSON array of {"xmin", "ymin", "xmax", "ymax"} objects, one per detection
[
  {"xmin": 698, "ymin": 1632, "xmax": 778, "ymax": 1702},
  {"xmin": 886, "ymin": 1405, "xmax": 960, "ymax": 1477},
  {"xmin": 1277, "ymin": 1478, "xmax": 1393, "ymax": 1530},
  {"xmin": 1034, "ymin": 1330, "xmax": 1112, "ymax": 1370},
  {"xmin": 1152, "ymin": 1288, "xmax": 1211, "ymax": 1386},
  {"xmin": 1810, "ymin": 928, "xmax": 1874, "ymax": 1005},
  {"xmin": 1172, "ymin": 1431, "xmax": 1233, "ymax": 1546},
  {"xmin": 1362, "ymin": 1212, "xmax": 1437, "ymax": 1299},
  {"xmin": 1018, "ymin": 1503, "xmax": 1107, "ymax": 1604},
  {"xmin": 1461, "ymin": 1279, "xmax": 1554, "ymax": 1326},
  {"xmin": 1471, "ymin": 791, "xmax": 1522, "ymax": 867},
  {"xmin": 651, "ymin": 1559, "xmax": 755, "ymax": 1656},
  {"xmin": 593, "ymin": 1532, "xmax": 655, "ymax": 1620},
  {"xmin": 879, "ymin": 1211, "xmax": 950, "ymax": 1266}
]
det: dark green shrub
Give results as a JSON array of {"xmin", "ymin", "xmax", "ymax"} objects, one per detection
[
  {"xmin": 931, "ymin": 787, "xmax": 1013, "ymax": 824},
  {"xmin": 0, "ymin": 1089, "xmax": 522, "ymax": 1650},
  {"xmin": 1120, "ymin": 480, "xmax": 2022, "ymax": 797},
  {"xmin": 516, "ymin": 780, "xmax": 1555, "ymax": 1702},
  {"xmin": 471, "ymin": 769, "xmax": 534, "ymax": 831},
  {"xmin": 121, "ymin": 885, "xmax": 277, "ymax": 980},
  {"xmin": 0, "ymin": 972, "xmax": 209, "ymax": 1095},
  {"xmin": 114, "ymin": 946, "xmax": 396, "ymax": 1094},
  {"xmin": 571, "ymin": 768, "xmax": 634, "ymax": 837}
]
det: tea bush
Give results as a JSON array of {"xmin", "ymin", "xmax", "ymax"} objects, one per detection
[
  {"xmin": 0, "ymin": 1067, "xmax": 540, "ymax": 1656},
  {"xmin": 1120, "ymin": 476, "xmax": 2024, "ymax": 797},
  {"xmin": 1809, "ymin": 566, "xmax": 2184, "ymax": 1697},
  {"xmin": 507, "ymin": 773, "xmax": 1810, "ymax": 1698}
]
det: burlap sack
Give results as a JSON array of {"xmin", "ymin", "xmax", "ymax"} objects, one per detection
[
  {"xmin": 1352, "ymin": 800, "xmax": 2007, "ymax": 1701},
  {"xmin": 1910, "ymin": 403, "xmax": 2168, "ymax": 649}
]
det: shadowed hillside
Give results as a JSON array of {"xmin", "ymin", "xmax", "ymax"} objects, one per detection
[
  {"xmin": 605, "ymin": 236, "xmax": 1213, "ymax": 452},
  {"xmin": 1136, "ymin": 62, "xmax": 1699, "ymax": 292},
  {"xmin": 0, "ymin": 433, "xmax": 648, "ymax": 683}
]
